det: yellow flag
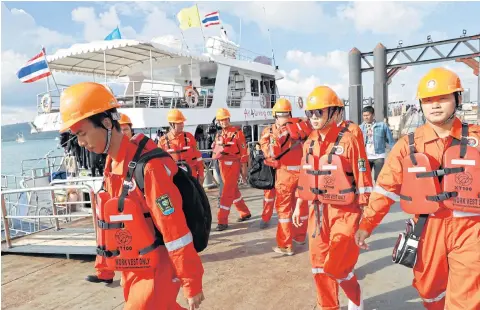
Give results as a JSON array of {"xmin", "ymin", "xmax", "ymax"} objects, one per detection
[{"xmin": 177, "ymin": 5, "xmax": 201, "ymax": 30}]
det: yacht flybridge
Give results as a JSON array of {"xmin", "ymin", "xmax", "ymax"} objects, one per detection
[{"xmin": 32, "ymin": 34, "xmax": 305, "ymax": 142}]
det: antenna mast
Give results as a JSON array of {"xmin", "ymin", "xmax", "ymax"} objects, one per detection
[{"xmin": 262, "ymin": 6, "xmax": 276, "ymax": 68}]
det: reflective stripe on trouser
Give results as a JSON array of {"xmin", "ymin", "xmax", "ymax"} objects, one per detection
[
  {"xmin": 308, "ymin": 204, "xmax": 362, "ymax": 308},
  {"xmin": 274, "ymin": 167, "xmax": 303, "ymax": 248},
  {"xmin": 261, "ymin": 189, "xmax": 276, "ymax": 222},
  {"xmin": 217, "ymin": 160, "xmax": 250, "ymax": 225},
  {"xmin": 413, "ymin": 216, "xmax": 480, "ymax": 310},
  {"xmin": 122, "ymin": 248, "xmax": 187, "ymax": 310},
  {"xmin": 94, "ymin": 255, "xmax": 115, "ymax": 280}
]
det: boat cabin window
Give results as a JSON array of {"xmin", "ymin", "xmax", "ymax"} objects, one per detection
[{"xmin": 250, "ymin": 79, "xmax": 259, "ymax": 97}]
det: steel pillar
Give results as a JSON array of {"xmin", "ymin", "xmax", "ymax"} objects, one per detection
[
  {"xmin": 348, "ymin": 48, "xmax": 363, "ymax": 124},
  {"xmin": 373, "ymin": 43, "xmax": 388, "ymax": 122}
]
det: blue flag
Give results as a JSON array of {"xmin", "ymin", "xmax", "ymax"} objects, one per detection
[{"xmin": 104, "ymin": 27, "xmax": 122, "ymax": 41}]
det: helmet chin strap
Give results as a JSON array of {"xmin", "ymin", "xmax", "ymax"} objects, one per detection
[{"xmin": 102, "ymin": 128, "xmax": 112, "ymax": 154}]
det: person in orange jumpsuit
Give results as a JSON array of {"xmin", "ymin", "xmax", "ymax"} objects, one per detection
[
  {"xmin": 332, "ymin": 98, "xmax": 364, "ymax": 144},
  {"xmin": 158, "ymin": 109, "xmax": 205, "ymax": 185},
  {"xmin": 257, "ymin": 128, "xmax": 276, "ymax": 229},
  {"xmin": 213, "ymin": 108, "xmax": 251, "ymax": 231},
  {"xmin": 355, "ymin": 67, "xmax": 480, "ymax": 310},
  {"xmin": 86, "ymin": 113, "xmax": 135, "ymax": 284},
  {"xmin": 119, "ymin": 113, "xmax": 134, "ymax": 138},
  {"xmin": 260, "ymin": 98, "xmax": 309, "ymax": 256},
  {"xmin": 59, "ymin": 82, "xmax": 205, "ymax": 310},
  {"xmin": 293, "ymin": 86, "xmax": 373, "ymax": 310}
]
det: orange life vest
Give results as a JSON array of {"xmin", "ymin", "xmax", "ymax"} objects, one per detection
[
  {"xmin": 164, "ymin": 132, "xmax": 198, "ymax": 170},
  {"xmin": 297, "ymin": 139, "xmax": 320, "ymax": 201},
  {"xmin": 399, "ymin": 124, "xmax": 476, "ymax": 215},
  {"xmin": 212, "ymin": 129, "xmax": 240, "ymax": 160},
  {"xmin": 442, "ymin": 124, "xmax": 480, "ymax": 213},
  {"xmin": 297, "ymin": 127, "xmax": 356, "ymax": 205},
  {"xmin": 95, "ymin": 136, "xmax": 163, "ymax": 272},
  {"xmin": 399, "ymin": 132, "xmax": 446, "ymax": 214}
]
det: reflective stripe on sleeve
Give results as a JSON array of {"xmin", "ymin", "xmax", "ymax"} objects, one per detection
[{"xmin": 165, "ymin": 232, "xmax": 193, "ymax": 252}]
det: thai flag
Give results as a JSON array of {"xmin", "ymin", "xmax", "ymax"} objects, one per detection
[
  {"xmin": 16, "ymin": 49, "xmax": 52, "ymax": 83},
  {"xmin": 202, "ymin": 11, "xmax": 221, "ymax": 27}
]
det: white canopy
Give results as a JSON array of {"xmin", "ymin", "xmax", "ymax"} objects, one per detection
[{"xmin": 46, "ymin": 39, "xmax": 212, "ymax": 77}]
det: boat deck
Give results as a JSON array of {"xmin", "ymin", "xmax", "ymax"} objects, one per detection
[
  {"xmin": 1, "ymin": 187, "xmax": 424, "ymax": 310},
  {"xmin": 1, "ymin": 217, "xmax": 96, "ymax": 257}
]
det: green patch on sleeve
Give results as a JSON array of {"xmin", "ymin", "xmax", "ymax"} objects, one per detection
[{"xmin": 156, "ymin": 194, "xmax": 175, "ymax": 215}]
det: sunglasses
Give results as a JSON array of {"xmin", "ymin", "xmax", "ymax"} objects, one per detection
[{"xmin": 305, "ymin": 109, "xmax": 323, "ymax": 118}]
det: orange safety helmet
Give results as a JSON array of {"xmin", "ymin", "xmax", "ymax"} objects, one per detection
[
  {"xmin": 416, "ymin": 67, "xmax": 463, "ymax": 100},
  {"xmin": 305, "ymin": 86, "xmax": 342, "ymax": 110},
  {"xmin": 118, "ymin": 113, "xmax": 132, "ymax": 125},
  {"xmin": 272, "ymin": 98, "xmax": 292, "ymax": 115},
  {"xmin": 59, "ymin": 82, "xmax": 120, "ymax": 132},
  {"xmin": 167, "ymin": 109, "xmax": 186, "ymax": 123},
  {"xmin": 216, "ymin": 108, "xmax": 231, "ymax": 121}
]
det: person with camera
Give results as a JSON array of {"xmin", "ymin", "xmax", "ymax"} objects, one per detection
[{"xmin": 355, "ymin": 67, "xmax": 480, "ymax": 310}]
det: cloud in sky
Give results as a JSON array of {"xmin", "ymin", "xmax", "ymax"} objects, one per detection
[{"xmin": 1, "ymin": 1, "xmax": 479, "ymax": 124}]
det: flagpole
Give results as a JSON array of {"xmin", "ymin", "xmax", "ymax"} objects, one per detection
[
  {"xmin": 173, "ymin": 13, "xmax": 190, "ymax": 52},
  {"xmin": 42, "ymin": 47, "xmax": 60, "ymax": 95},
  {"xmin": 195, "ymin": 3, "xmax": 206, "ymax": 53},
  {"xmin": 262, "ymin": 6, "xmax": 276, "ymax": 68}
]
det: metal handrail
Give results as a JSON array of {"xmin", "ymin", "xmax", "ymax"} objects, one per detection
[
  {"xmin": 50, "ymin": 177, "xmax": 103, "ymax": 186},
  {"xmin": 1, "ymin": 184, "xmax": 97, "ymax": 249}
]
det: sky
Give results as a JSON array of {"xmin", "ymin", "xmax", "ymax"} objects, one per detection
[{"xmin": 1, "ymin": 1, "xmax": 480, "ymax": 125}]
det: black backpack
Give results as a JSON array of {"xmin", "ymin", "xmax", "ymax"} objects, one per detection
[
  {"xmin": 248, "ymin": 150, "xmax": 276, "ymax": 190},
  {"xmin": 129, "ymin": 136, "xmax": 212, "ymax": 253},
  {"xmin": 248, "ymin": 125, "xmax": 301, "ymax": 190}
]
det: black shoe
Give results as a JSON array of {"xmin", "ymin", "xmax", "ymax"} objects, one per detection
[
  {"xmin": 237, "ymin": 214, "xmax": 252, "ymax": 222},
  {"xmin": 85, "ymin": 275, "xmax": 113, "ymax": 284},
  {"xmin": 215, "ymin": 224, "xmax": 228, "ymax": 231}
]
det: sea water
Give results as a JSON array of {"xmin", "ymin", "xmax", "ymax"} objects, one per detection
[{"xmin": 1, "ymin": 139, "xmax": 64, "ymax": 176}]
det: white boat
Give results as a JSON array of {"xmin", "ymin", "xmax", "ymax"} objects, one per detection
[
  {"xmin": 16, "ymin": 132, "xmax": 25, "ymax": 143},
  {"xmin": 30, "ymin": 31, "xmax": 306, "ymax": 146}
]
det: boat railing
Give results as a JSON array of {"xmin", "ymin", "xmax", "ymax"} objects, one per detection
[
  {"xmin": 1, "ymin": 184, "xmax": 97, "ymax": 247},
  {"xmin": 191, "ymin": 37, "xmax": 273, "ymax": 64},
  {"xmin": 21, "ymin": 155, "xmax": 65, "ymax": 178},
  {"xmin": 227, "ymin": 91, "xmax": 299, "ymax": 109},
  {"xmin": 1, "ymin": 174, "xmax": 24, "ymax": 191},
  {"xmin": 457, "ymin": 109, "xmax": 479, "ymax": 124},
  {"xmin": 115, "ymin": 80, "xmax": 215, "ymax": 110},
  {"xmin": 36, "ymin": 79, "xmax": 218, "ymax": 115}
]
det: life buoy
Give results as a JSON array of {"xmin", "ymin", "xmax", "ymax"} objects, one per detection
[
  {"xmin": 41, "ymin": 94, "xmax": 52, "ymax": 113},
  {"xmin": 297, "ymin": 97, "xmax": 304, "ymax": 109},
  {"xmin": 185, "ymin": 89, "xmax": 199, "ymax": 107}
]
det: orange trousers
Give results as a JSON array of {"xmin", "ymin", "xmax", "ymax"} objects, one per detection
[
  {"xmin": 261, "ymin": 189, "xmax": 276, "ymax": 222},
  {"xmin": 274, "ymin": 167, "xmax": 308, "ymax": 248},
  {"xmin": 94, "ymin": 255, "xmax": 115, "ymax": 280},
  {"xmin": 309, "ymin": 203, "xmax": 362, "ymax": 309},
  {"xmin": 122, "ymin": 248, "xmax": 186, "ymax": 310},
  {"xmin": 217, "ymin": 160, "xmax": 251, "ymax": 225},
  {"xmin": 413, "ymin": 216, "xmax": 480, "ymax": 310}
]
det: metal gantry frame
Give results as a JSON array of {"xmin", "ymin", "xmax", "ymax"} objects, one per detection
[{"xmin": 348, "ymin": 34, "xmax": 480, "ymax": 124}]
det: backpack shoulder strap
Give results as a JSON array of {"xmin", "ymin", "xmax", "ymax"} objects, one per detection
[
  {"xmin": 133, "ymin": 148, "xmax": 172, "ymax": 193},
  {"xmin": 407, "ymin": 131, "xmax": 418, "ymax": 166},
  {"xmin": 327, "ymin": 126, "xmax": 349, "ymax": 164},
  {"xmin": 451, "ymin": 122, "xmax": 469, "ymax": 158},
  {"xmin": 118, "ymin": 135, "xmax": 150, "ymax": 212}
]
